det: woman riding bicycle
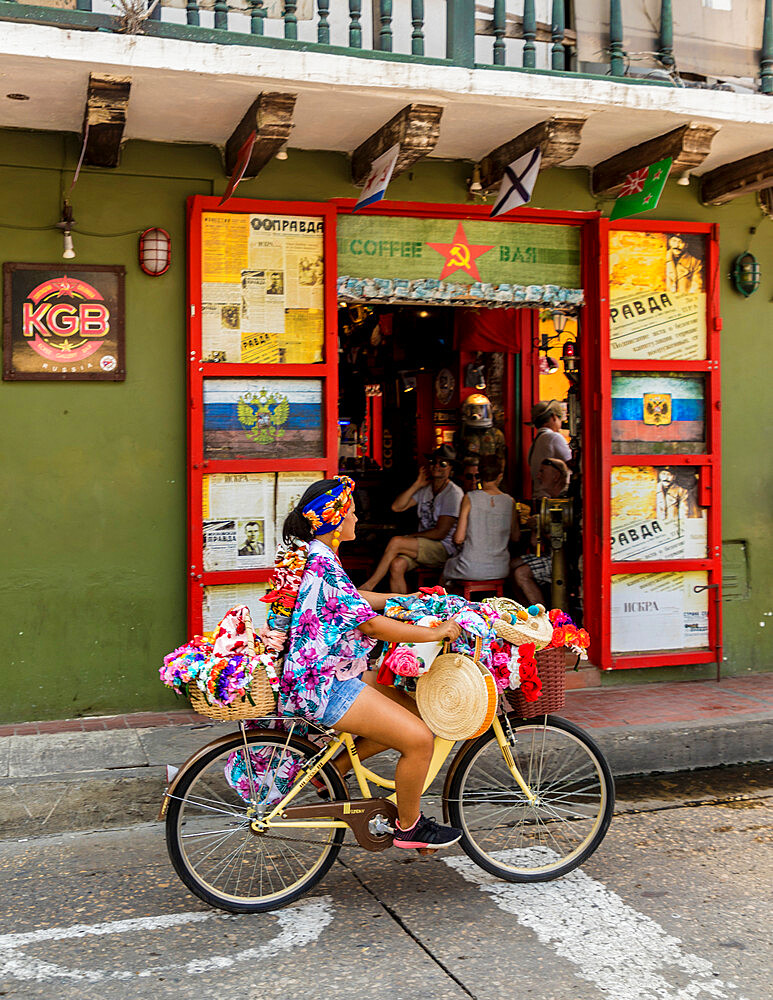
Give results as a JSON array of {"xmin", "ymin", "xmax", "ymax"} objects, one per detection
[{"xmin": 275, "ymin": 475, "xmax": 464, "ymax": 850}]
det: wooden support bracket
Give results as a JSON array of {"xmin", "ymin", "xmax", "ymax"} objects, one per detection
[
  {"xmin": 700, "ymin": 150, "xmax": 773, "ymax": 206},
  {"xmin": 82, "ymin": 74, "xmax": 132, "ymax": 169},
  {"xmin": 351, "ymin": 104, "xmax": 444, "ymax": 187},
  {"xmin": 478, "ymin": 114, "xmax": 587, "ymax": 192},
  {"xmin": 591, "ymin": 123, "xmax": 719, "ymax": 198},
  {"xmin": 225, "ymin": 92, "xmax": 297, "ymax": 180}
]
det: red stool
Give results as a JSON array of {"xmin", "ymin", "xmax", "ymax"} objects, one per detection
[{"xmin": 461, "ymin": 579, "xmax": 505, "ymax": 601}]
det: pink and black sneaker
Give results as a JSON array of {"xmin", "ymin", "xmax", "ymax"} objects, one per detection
[{"xmin": 393, "ymin": 814, "xmax": 462, "ymax": 850}]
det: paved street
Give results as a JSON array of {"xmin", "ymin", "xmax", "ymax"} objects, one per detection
[{"xmin": 0, "ymin": 764, "xmax": 770, "ymax": 1000}]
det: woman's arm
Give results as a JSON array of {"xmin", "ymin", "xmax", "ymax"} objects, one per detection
[
  {"xmin": 510, "ymin": 500, "xmax": 521, "ymax": 543},
  {"xmin": 358, "ymin": 590, "xmax": 399, "ymax": 611},
  {"xmin": 358, "ymin": 616, "xmax": 461, "ymax": 645},
  {"xmin": 453, "ymin": 493, "xmax": 471, "ymax": 546}
]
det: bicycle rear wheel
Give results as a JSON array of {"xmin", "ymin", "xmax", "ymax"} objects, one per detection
[
  {"xmin": 166, "ymin": 730, "xmax": 347, "ymax": 913},
  {"xmin": 446, "ymin": 714, "xmax": 614, "ymax": 882}
]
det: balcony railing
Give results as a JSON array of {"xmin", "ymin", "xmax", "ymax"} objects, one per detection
[{"xmin": 2, "ymin": 0, "xmax": 772, "ymax": 93}]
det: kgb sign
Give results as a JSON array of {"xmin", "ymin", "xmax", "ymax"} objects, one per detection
[{"xmin": 3, "ymin": 263, "xmax": 125, "ymax": 380}]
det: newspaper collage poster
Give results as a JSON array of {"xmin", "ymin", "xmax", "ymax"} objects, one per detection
[
  {"xmin": 201, "ymin": 212, "xmax": 325, "ymax": 365},
  {"xmin": 608, "ymin": 230, "xmax": 707, "ymax": 360},
  {"xmin": 611, "ymin": 571, "xmax": 709, "ymax": 653},
  {"xmin": 202, "ymin": 471, "xmax": 323, "ymax": 573}
]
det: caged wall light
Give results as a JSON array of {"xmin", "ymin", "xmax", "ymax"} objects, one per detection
[{"xmin": 139, "ymin": 227, "xmax": 172, "ymax": 276}]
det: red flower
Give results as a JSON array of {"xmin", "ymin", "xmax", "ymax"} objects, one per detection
[
  {"xmin": 519, "ymin": 657, "xmax": 538, "ymax": 683},
  {"xmin": 562, "ymin": 624, "xmax": 579, "ymax": 645},
  {"xmin": 519, "ymin": 676, "xmax": 543, "ymax": 702},
  {"xmin": 550, "ymin": 625, "xmax": 567, "ymax": 648},
  {"xmin": 518, "ymin": 642, "xmax": 536, "ymax": 660},
  {"xmin": 574, "ymin": 628, "xmax": 590, "ymax": 649},
  {"xmin": 419, "ymin": 586, "xmax": 447, "ymax": 596}
]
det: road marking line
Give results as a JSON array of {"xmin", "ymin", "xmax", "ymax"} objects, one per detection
[
  {"xmin": 0, "ymin": 897, "xmax": 333, "ymax": 983},
  {"xmin": 444, "ymin": 852, "xmax": 747, "ymax": 1000}
]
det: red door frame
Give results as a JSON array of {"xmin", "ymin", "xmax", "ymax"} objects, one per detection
[
  {"xmin": 186, "ymin": 195, "xmax": 339, "ymax": 634},
  {"xmin": 596, "ymin": 219, "xmax": 722, "ymax": 670}
]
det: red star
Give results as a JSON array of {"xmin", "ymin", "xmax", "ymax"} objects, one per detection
[
  {"xmin": 427, "ymin": 223, "xmax": 494, "ymax": 281},
  {"xmin": 52, "ymin": 277, "xmax": 75, "ymax": 296}
]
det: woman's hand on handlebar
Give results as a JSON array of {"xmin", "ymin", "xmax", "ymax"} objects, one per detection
[{"xmin": 435, "ymin": 618, "xmax": 462, "ymax": 643}]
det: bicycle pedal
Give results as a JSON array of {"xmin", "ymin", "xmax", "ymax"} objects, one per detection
[{"xmin": 416, "ymin": 847, "xmax": 438, "ymax": 859}]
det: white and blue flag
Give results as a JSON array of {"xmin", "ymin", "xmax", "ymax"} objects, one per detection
[{"xmin": 490, "ymin": 147, "xmax": 542, "ymax": 218}]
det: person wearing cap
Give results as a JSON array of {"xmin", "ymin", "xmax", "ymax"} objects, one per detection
[
  {"xmin": 529, "ymin": 400, "xmax": 572, "ymax": 499},
  {"xmin": 360, "ymin": 444, "xmax": 464, "ymax": 594}
]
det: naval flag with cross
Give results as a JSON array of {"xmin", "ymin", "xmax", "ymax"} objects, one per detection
[
  {"xmin": 610, "ymin": 156, "xmax": 673, "ymax": 221},
  {"xmin": 490, "ymin": 147, "xmax": 542, "ymax": 218}
]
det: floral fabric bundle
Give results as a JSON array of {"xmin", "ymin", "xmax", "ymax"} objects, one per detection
[
  {"xmin": 254, "ymin": 538, "xmax": 311, "ymax": 691},
  {"xmin": 486, "ymin": 639, "xmax": 541, "ymax": 701},
  {"xmin": 379, "ymin": 615, "xmax": 444, "ymax": 682},
  {"xmin": 160, "ymin": 605, "xmax": 278, "ymax": 706}
]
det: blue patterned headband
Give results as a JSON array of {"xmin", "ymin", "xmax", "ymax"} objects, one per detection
[{"xmin": 302, "ymin": 476, "xmax": 355, "ymax": 537}]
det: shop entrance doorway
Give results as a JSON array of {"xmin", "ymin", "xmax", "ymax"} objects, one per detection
[{"xmin": 335, "ymin": 301, "xmax": 585, "ymax": 626}]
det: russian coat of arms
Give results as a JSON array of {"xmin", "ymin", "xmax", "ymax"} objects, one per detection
[{"xmin": 237, "ymin": 390, "xmax": 290, "ymax": 442}]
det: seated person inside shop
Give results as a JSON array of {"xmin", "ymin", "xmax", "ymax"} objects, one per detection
[
  {"xmin": 360, "ymin": 445, "xmax": 463, "ymax": 595},
  {"xmin": 460, "ymin": 456, "xmax": 480, "ymax": 493},
  {"xmin": 529, "ymin": 399, "xmax": 572, "ymax": 499},
  {"xmin": 442, "ymin": 455, "xmax": 518, "ymax": 587},
  {"xmin": 511, "ymin": 457, "xmax": 570, "ymax": 605}
]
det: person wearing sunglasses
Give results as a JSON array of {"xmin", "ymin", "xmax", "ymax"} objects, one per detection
[{"xmin": 360, "ymin": 445, "xmax": 463, "ymax": 594}]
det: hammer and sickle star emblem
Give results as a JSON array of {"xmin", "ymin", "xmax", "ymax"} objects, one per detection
[{"xmin": 427, "ymin": 222, "xmax": 494, "ymax": 281}]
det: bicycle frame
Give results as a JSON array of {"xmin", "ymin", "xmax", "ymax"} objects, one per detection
[{"xmin": 251, "ymin": 714, "xmax": 537, "ymax": 835}]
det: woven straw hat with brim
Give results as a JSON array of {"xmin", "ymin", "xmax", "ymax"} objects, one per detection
[{"xmin": 531, "ymin": 399, "xmax": 563, "ymax": 426}]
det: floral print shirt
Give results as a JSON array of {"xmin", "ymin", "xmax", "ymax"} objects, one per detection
[{"xmin": 279, "ymin": 540, "xmax": 377, "ymax": 722}]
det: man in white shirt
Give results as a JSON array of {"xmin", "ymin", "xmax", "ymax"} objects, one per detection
[
  {"xmin": 529, "ymin": 400, "xmax": 572, "ymax": 499},
  {"xmin": 360, "ymin": 445, "xmax": 463, "ymax": 594}
]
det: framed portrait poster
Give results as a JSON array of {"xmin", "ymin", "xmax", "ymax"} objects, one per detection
[{"xmin": 3, "ymin": 263, "xmax": 126, "ymax": 381}]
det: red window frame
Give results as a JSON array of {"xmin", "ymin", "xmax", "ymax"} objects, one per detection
[
  {"xmin": 591, "ymin": 218, "xmax": 722, "ymax": 671},
  {"xmin": 186, "ymin": 195, "xmax": 339, "ymax": 634}
]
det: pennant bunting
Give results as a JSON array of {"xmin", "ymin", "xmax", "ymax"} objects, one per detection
[
  {"xmin": 354, "ymin": 143, "xmax": 401, "ymax": 212},
  {"xmin": 490, "ymin": 147, "xmax": 542, "ymax": 218},
  {"xmin": 610, "ymin": 157, "xmax": 672, "ymax": 221}
]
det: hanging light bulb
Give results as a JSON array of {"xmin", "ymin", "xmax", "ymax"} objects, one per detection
[
  {"xmin": 468, "ymin": 163, "xmax": 483, "ymax": 194},
  {"xmin": 275, "ymin": 144, "xmax": 288, "ymax": 161},
  {"xmin": 56, "ymin": 201, "xmax": 76, "ymax": 260}
]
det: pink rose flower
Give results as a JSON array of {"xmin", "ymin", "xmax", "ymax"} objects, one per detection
[{"xmin": 384, "ymin": 646, "xmax": 422, "ymax": 677}]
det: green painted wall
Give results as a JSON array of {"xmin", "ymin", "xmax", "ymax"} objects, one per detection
[{"xmin": 0, "ymin": 129, "xmax": 770, "ymax": 722}]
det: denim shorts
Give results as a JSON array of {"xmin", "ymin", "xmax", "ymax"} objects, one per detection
[{"xmin": 319, "ymin": 675, "xmax": 367, "ymax": 727}]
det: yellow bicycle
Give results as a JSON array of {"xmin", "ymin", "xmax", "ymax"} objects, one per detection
[{"xmin": 161, "ymin": 707, "xmax": 615, "ymax": 913}]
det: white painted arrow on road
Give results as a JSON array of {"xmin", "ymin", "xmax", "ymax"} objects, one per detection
[
  {"xmin": 0, "ymin": 897, "xmax": 334, "ymax": 983},
  {"xmin": 444, "ymin": 852, "xmax": 746, "ymax": 1000}
]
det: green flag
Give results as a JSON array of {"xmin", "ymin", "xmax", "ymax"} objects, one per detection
[{"xmin": 610, "ymin": 157, "xmax": 672, "ymax": 221}]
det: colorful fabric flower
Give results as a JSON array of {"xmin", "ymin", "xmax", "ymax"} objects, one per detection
[{"xmin": 384, "ymin": 647, "xmax": 422, "ymax": 677}]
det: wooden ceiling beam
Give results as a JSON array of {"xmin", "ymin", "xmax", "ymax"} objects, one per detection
[
  {"xmin": 82, "ymin": 74, "xmax": 132, "ymax": 169},
  {"xmin": 478, "ymin": 114, "xmax": 587, "ymax": 192},
  {"xmin": 591, "ymin": 123, "xmax": 719, "ymax": 198},
  {"xmin": 225, "ymin": 92, "xmax": 296, "ymax": 179},
  {"xmin": 351, "ymin": 104, "xmax": 444, "ymax": 187},
  {"xmin": 700, "ymin": 150, "xmax": 773, "ymax": 206}
]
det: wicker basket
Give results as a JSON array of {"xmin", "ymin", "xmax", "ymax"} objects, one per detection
[
  {"xmin": 506, "ymin": 646, "xmax": 566, "ymax": 719},
  {"xmin": 188, "ymin": 668, "xmax": 276, "ymax": 722}
]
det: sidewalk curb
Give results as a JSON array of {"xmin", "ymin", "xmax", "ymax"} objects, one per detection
[{"xmin": 1, "ymin": 712, "xmax": 771, "ymax": 839}]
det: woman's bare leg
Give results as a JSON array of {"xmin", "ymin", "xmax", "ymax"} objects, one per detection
[
  {"xmin": 361, "ymin": 536, "xmax": 419, "ymax": 592},
  {"xmin": 330, "ymin": 671, "xmax": 421, "ymax": 775},
  {"xmin": 332, "ymin": 683, "xmax": 433, "ymax": 829}
]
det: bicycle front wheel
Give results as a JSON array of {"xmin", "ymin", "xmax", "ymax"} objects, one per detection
[
  {"xmin": 166, "ymin": 729, "xmax": 347, "ymax": 913},
  {"xmin": 446, "ymin": 714, "xmax": 614, "ymax": 882}
]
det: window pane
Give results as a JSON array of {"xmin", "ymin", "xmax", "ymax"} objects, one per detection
[
  {"xmin": 609, "ymin": 230, "xmax": 706, "ymax": 360},
  {"xmin": 611, "ymin": 571, "xmax": 709, "ymax": 653},
  {"xmin": 201, "ymin": 211, "xmax": 325, "ymax": 364},
  {"xmin": 611, "ymin": 373, "xmax": 706, "ymax": 454},
  {"xmin": 203, "ymin": 378, "xmax": 324, "ymax": 460},
  {"xmin": 611, "ymin": 465, "xmax": 707, "ymax": 560}
]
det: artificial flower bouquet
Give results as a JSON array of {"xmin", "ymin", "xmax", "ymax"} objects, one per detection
[{"xmin": 159, "ymin": 605, "xmax": 280, "ymax": 709}]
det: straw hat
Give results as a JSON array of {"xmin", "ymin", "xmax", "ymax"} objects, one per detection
[
  {"xmin": 493, "ymin": 607, "xmax": 554, "ymax": 650},
  {"xmin": 416, "ymin": 652, "xmax": 497, "ymax": 741}
]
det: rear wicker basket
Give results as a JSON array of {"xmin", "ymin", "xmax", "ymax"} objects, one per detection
[
  {"xmin": 506, "ymin": 646, "xmax": 566, "ymax": 718},
  {"xmin": 188, "ymin": 668, "xmax": 276, "ymax": 722}
]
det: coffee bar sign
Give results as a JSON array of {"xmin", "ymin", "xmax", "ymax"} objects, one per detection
[{"xmin": 3, "ymin": 263, "xmax": 125, "ymax": 381}]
